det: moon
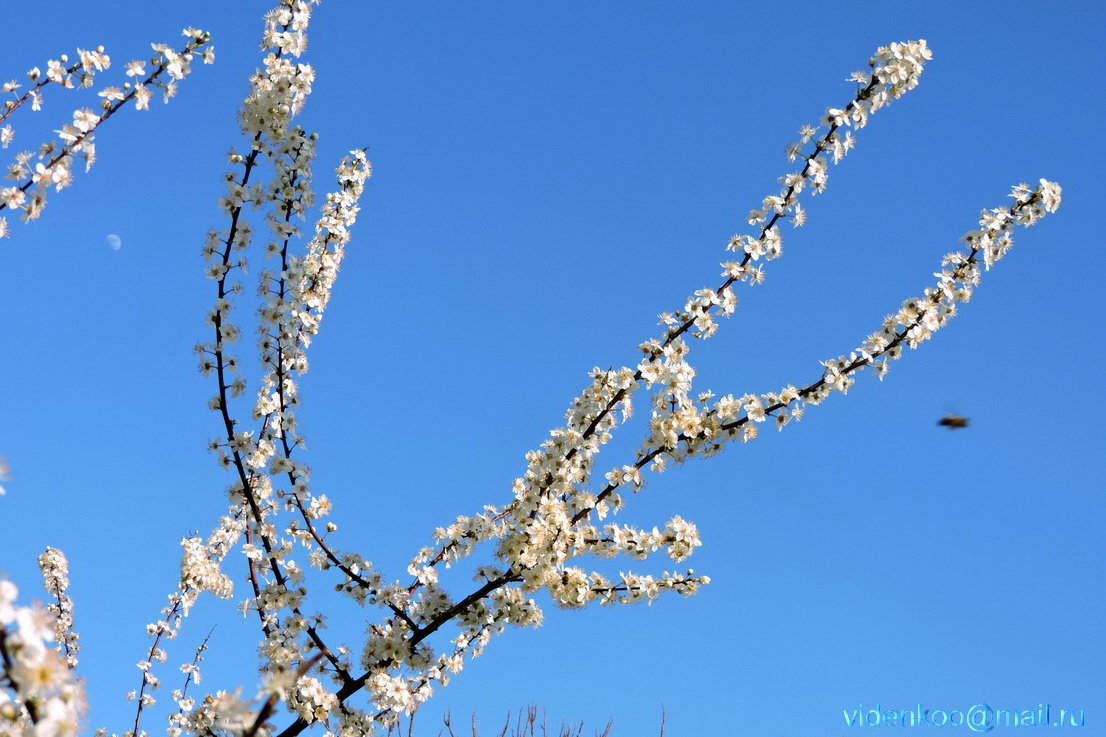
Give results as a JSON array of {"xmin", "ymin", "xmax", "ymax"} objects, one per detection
[{"xmin": 106, "ymin": 233, "xmax": 122, "ymax": 250}]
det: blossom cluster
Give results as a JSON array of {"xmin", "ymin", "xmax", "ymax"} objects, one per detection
[
  {"xmin": 0, "ymin": 29, "xmax": 213, "ymax": 238},
  {"xmin": 123, "ymin": 517, "xmax": 243, "ymax": 737},
  {"xmin": 0, "ymin": 580, "xmax": 84, "ymax": 737},
  {"xmin": 37, "ymin": 548, "xmax": 78, "ymax": 669}
]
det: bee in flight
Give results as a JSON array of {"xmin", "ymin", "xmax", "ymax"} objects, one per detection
[{"xmin": 937, "ymin": 415, "xmax": 969, "ymax": 429}]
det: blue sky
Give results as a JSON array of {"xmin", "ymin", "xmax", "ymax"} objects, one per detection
[{"xmin": 2, "ymin": 1, "xmax": 1103, "ymax": 735}]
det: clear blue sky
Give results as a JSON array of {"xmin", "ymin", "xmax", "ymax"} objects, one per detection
[{"xmin": 2, "ymin": 1, "xmax": 1103, "ymax": 735}]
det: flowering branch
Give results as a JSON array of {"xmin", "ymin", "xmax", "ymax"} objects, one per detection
[
  {"xmin": 0, "ymin": 57, "xmax": 86, "ymax": 126},
  {"xmin": 180, "ymin": 36, "xmax": 1063, "ymax": 737},
  {"xmin": 576, "ymin": 181, "xmax": 1063, "ymax": 522},
  {"xmin": 0, "ymin": 30, "xmax": 213, "ymax": 236},
  {"xmin": 37, "ymin": 547, "xmax": 78, "ymax": 670},
  {"xmin": 391, "ymin": 41, "xmax": 937, "ymax": 615}
]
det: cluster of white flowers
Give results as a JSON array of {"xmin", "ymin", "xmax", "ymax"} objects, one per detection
[
  {"xmin": 240, "ymin": 2, "xmax": 318, "ymax": 140},
  {"xmin": 287, "ymin": 676, "xmax": 337, "ymax": 724},
  {"xmin": 173, "ymin": 689, "xmax": 254, "ymax": 737},
  {"xmin": 180, "ymin": 535, "xmax": 235, "ymax": 600},
  {"xmin": 0, "ymin": 29, "xmax": 213, "ymax": 238},
  {"xmin": 576, "ymin": 515, "xmax": 702, "ymax": 563},
  {"xmin": 125, "ymin": 516, "xmax": 243, "ymax": 737},
  {"xmin": 37, "ymin": 547, "xmax": 78, "ymax": 669},
  {"xmin": 0, "ymin": 580, "xmax": 84, "ymax": 737},
  {"xmin": 162, "ymin": 638, "xmax": 211, "ymax": 737},
  {"xmin": 0, "ymin": 11, "xmax": 1064, "ymax": 737}
]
